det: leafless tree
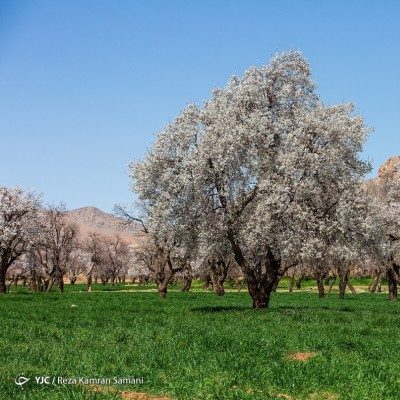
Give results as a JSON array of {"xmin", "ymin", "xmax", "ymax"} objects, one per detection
[
  {"xmin": 33, "ymin": 203, "xmax": 79, "ymax": 293},
  {"xmin": 102, "ymin": 235, "xmax": 129, "ymax": 286}
]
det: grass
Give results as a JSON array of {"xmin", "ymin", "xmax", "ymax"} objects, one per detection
[{"xmin": 1, "ymin": 282, "xmax": 400, "ymax": 399}]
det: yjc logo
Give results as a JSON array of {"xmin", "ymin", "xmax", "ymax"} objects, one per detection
[{"xmin": 15, "ymin": 373, "xmax": 30, "ymax": 389}]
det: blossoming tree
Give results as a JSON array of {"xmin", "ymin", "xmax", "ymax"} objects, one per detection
[
  {"xmin": 131, "ymin": 51, "xmax": 370, "ymax": 308},
  {"xmin": 0, "ymin": 186, "xmax": 41, "ymax": 293}
]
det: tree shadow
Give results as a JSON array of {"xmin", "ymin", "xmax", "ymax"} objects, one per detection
[{"xmin": 273, "ymin": 305, "xmax": 355, "ymax": 313}]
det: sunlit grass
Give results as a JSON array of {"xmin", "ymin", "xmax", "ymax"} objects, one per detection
[{"xmin": 1, "ymin": 284, "xmax": 399, "ymax": 399}]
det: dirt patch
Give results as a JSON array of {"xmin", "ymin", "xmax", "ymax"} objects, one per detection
[
  {"xmin": 309, "ymin": 392, "xmax": 338, "ymax": 400},
  {"xmin": 120, "ymin": 391, "xmax": 170, "ymax": 400},
  {"xmin": 275, "ymin": 394, "xmax": 295, "ymax": 399},
  {"xmin": 285, "ymin": 352, "xmax": 318, "ymax": 362},
  {"xmin": 88, "ymin": 385, "xmax": 170, "ymax": 400}
]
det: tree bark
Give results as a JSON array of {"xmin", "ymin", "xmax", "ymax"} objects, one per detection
[
  {"xmin": 87, "ymin": 274, "xmax": 92, "ymax": 292},
  {"xmin": 288, "ymin": 274, "xmax": 295, "ymax": 292},
  {"xmin": 327, "ymin": 274, "xmax": 336, "ymax": 297},
  {"xmin": 338, "ymin": 271, "xmax": 348, "ymax": 300},
  {"xmin": 0, "ymin": 271, "xmax": 6, "ymax": 294},
  {"xmin": 369, "ymin": 274, "xmax": 381, "ymax": 293},
  {"xmin": 387, "ymin": 264, "xmax": 399, "ymax": 301},
  {"xmin": 315, "ymin": 273, "xmax": 325, "ymax": 298},
  {"xmin": 347, "ymin": 279, "xmax": 357, "ymax": 294},
  {"xmin": 69, "ymin": 277, "xmax": 77, "ymax": 285},
  {"xmin": 248, "ymin": 282, "xmax": 271, "ymax": 308},
  {"xmin": 271, "ymin": 273, "xmax": 284, "ymax": 292},
  {"xmin": 57, "ymin": 277, "xmax": 64, "ymax": 293},
  {"xmin": 227, "ymin": 233, "xmax": 280, "ymax": 309},
  {"xmin": 86, "ymin": 262, "xmax": 95, "ymax": 292},
  {"xmin": 296, "ymin": 274, "xmax": 303, "ymax": 290},
  {"xmin": 181, "ymin": 275, "xmax": 192, "ymax": 292},
  {"xmin": 46, "ymin": 276, "xmax": 54, "ymax": 293},
  {"xmin": 203, "ymin": 275, "xmax": 212, "ymax": 291},
  {"xmin": 158, "ymin": 284, "xmax": 168, "ymax": 298},
  {"xmin": 210, "ymin": 260, "xmax": 228, "ymax": 296}
]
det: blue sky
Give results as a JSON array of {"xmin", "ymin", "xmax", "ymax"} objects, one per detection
[{"xmin": 0, "ymin": 0, "xmax": 399, "ymax": 212}]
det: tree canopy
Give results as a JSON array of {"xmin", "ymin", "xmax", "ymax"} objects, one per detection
[{"xmin": 131, "ymin": 50, "xmax": 371, "ymax": 307}]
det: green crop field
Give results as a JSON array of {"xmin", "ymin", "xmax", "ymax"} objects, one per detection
[{"xmin": 1, "ymin": 283, "xmax": 400, "ymax": 400}]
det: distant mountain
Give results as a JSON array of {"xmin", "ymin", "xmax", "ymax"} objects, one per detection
[{"xmin": 66, "ymin": 206, "xmax": 144, "ymax": 246}]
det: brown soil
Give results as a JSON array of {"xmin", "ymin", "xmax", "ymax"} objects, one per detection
[
  {"xmin": 88, "ymin": 385, "xmax": 170, "ymax": 400},
  {"xmin": 309, "ymin": 392, "xmax": 338, "ymax": 400},
  {"xmin": 285, "ymin": 352, "xmax": 318, "ymax": 362},
  {"xmin": 274, "ymin": 392, "xmax": 337, "ymax": 400}
]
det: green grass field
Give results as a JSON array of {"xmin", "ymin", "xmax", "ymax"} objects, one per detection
[{"xmin": 1, "ymin": 282, "xmax": 399, "ymax": 400}]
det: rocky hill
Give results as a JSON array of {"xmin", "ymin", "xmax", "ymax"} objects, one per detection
[
  {"xmin": 66, "ymin": 206, "xmax": 144, "ymax": 246},
  {"xmin": 378, "ymin": 155, "xmax": 400, "ymax": 181}
]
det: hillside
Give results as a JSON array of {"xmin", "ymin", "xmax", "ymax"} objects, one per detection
[
  {"xmin": 378, "ymin": 155, "xmax": 400, "ymax": 181},
  {"xmin": 66, "ymin": 206, "xmax": 144, "ymax": 246}
]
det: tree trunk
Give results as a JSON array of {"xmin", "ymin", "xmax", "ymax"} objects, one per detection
[
  {"xmin": 0, "ymin": 272, "xmax": 6, "ymax": 294},
  {"xmin": 29, "ymin": 277, "xmax": 37, "ymax": 293},
  {"xmin": 86, "ymin": 262, "xmax": 95, "ymax": 292},
  {"xmin": 327, "ymin": 275, "xmax": 336, "ymax": 297},
  {"xmin": 324, "ymin": 276, "xmax": 331, "ymax": 286},
  {"xmin": 247, "ymin": 281, "xmax": 272, "ymax": 308},
  {"xmin": 211, "ymin": 266, "xmax": 227, "ymax": 296},
  {"xmin": 245, "ymin": 253, "xmax": 281, "ymax": 308},
  {"xmin": 369, "ymin": 274, "xmax": 381, "ymax": 293},
  {"xmin": 227, "ymin": 233, "xmax": 280, "ymax": 309},
  {"xmin": 57, "ymin": 277, "xmax": 64, "ymax": 293},
  {"xmin": 296, "ymin": 274, "xmax": 303, "ymax": 290},
  {"xmin": 338, "ymin": 271, "xmax": 348, "ymax": 300},
  {"xmin": 87, "ymin": 274, "xmax": 93, "ymax": 292},
  {"xmin": 271, "ymin": 276, "xmax": 281, "ymax": 292},
  {"xmin": 288, "ymin": 274, "xmax": 295, "ymax": 293},
  {"xmin": 46, "ymin": 277, "xmax": 54, "ymax": 293},
  {"xmin": 213, "ymin": 280, "xmax": 225, "ymax": 296},
  {"xmin": 235, "ymin": 278, "xmax": 244, "ymax": 292},
  {"xmin": 181, "ymin": 275, "xmax": 192, "ymax": 292},
  {"xmin": 315, "ymin": 274, "xmax": 325, "ymax": 298},
  {"xmin": 347, "ymin": 279, "xmax": 357, "ymax": 294},
  {"xmin": 203, "ymin": 275, "xmax": 212, "ymax": 291},
  {"xmin": 158, "ymin": 284, "xmax": 167, "ymax": 298},
  {"xmin": 387, "ymin": 264, "xmax": 399, "ymax": 301}
]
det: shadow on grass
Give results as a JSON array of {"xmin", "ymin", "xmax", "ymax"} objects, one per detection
[
  {"xmin": 191, "ymin": 305, "xmax": 249, "ymax": 313},
  {"xmin": 192, "ymin": 304, "xmax": 356, "ymax": 313},
  {"xmin": 273, "ymin": 305, "xmax": 355, "ymax": 313}
]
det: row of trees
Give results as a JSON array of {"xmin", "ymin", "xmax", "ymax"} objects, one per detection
[
  {"xmin": 0, "ymin": 186, "xmax": 243, "ymax": 295},
  {"xmin": 0, "ymin": 189, "xmax": 133, "ymax": 294},
  {"xmin": 128, "ymin": 50, "xmax": 400, "ymax": 308}
]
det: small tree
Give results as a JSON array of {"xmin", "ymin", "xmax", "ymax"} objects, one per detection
[
  {"xmin": 84, "ymin": 232, "xmax": 106, "ymax": 292},
  {"xmin": 102, "ymin": 235, "xmax": 129, "ymax": 286},
  {"xmin": 34, "ymin": 204, "xmax": 79, "ymax": 293}
]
